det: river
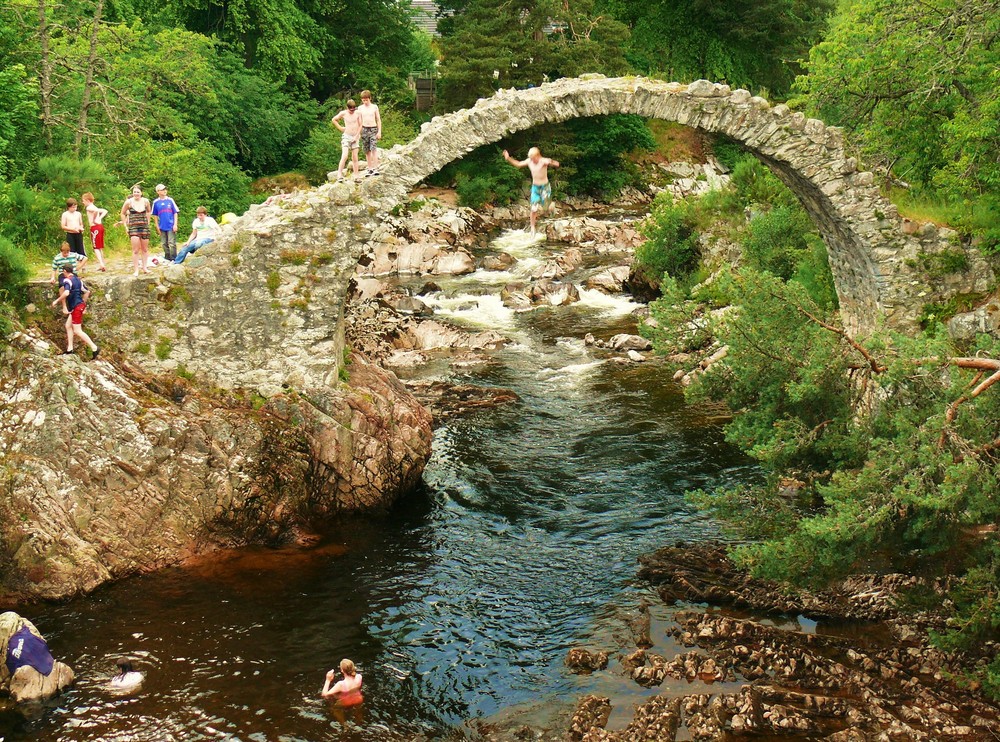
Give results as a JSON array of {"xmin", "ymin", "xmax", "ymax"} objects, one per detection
[{"xmin": 1, "ymin": 227, "xmax": 758, "ymax": 740}]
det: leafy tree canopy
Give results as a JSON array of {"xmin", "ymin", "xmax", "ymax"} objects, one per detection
[
  {"xmin": 794, "ymin": 0, "xmax": 1000, "ymax": 243},
  {"xmin": 600, "ymin": 0, "xmax": 833, "ymax": 95},
  {"xmin": 436, "ymin": 0, "xmax": 630, "ymax": 110}
]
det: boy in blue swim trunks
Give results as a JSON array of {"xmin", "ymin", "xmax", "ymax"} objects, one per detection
[{"xmin": 502, "ymin": 146, "xmax": 560, "ymax": 235}]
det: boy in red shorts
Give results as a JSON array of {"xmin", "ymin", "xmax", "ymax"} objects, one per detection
[
  {"xmin": 81, "ymin": 192, "xmax": 109, "ymax": 272},
  {"xmin": 51, "ymin": 264, "xmax": 99, "ymax": 359}
]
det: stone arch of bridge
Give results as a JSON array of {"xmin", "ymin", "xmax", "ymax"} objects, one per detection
[{"xmin": 376, "ymin": 76, "xmax": 916, "ymax": 335}]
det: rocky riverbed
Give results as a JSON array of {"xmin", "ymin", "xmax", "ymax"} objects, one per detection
[
  {"xmin": 343, "ymin": 194, "xmax": 1000, "ymax": 741},
  {"xmin": 550, "ymin": 544, "xmax": 1000, "ymax": 741}
]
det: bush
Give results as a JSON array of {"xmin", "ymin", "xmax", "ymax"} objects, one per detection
[
  {"xmin": 561, "ymin": 115, "xmax": 655, "ymax": 198},
  {"xmin": 742, "ymin": 205, "xmax": 814, "ymax": 280},
  {"xmin": 98, "ymin": 135, "xmax": 251, "ymax": 217},
  {"xmin": 298, "ymin": 123, "xmax": 342, "ymax": 183},
  {"xmin": 0, "ymin": 236, "xmax": 28, "ymax": 303},
  {"xmin": 0, "ymin": 157, "xmax": 120, "ymax": 254},
  {"xmin": 637, "ymin": 193, "xmax": 701, "ymax": 283},
  {"xmin": 0, "ymin": 236, "xmax": 28, "ymax": 337},
  {"xmin": 729, "ymin": 157, "xmax": 798, "ymax": 210}
]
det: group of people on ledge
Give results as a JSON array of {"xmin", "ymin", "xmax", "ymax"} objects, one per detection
[
  {"xmin": 58, "ymin": 183, "xmax": 220, "ymax": 280},
  {"xmin": 49, "ymin": 183, "xmax": 220, "ymax": 357}
]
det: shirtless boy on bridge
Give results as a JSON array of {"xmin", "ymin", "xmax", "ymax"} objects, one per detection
[{"xmin": 502, "ymin": 147, "xmax": 560, "ymax": 235}]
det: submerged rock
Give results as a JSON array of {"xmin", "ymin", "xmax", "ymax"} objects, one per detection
[{"xmin": 565, "ymin": 648, "xmax": 609, "ymax": 675}]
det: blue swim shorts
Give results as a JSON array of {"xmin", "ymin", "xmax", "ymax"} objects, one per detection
[{"xmin": 530, "ymin": 182, "xmax": 551, "ymax": 211}]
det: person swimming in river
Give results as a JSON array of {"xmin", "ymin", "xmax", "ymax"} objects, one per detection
[
  {"xmin": 502, "ymin": 146, "xmax": 560, "ymax": 236},
  {"xmin": 109, "ymin": 657, "xmax": 144, "ymax": 692},
  {"xmin": 321, "ymin": 658, "xmax": 364, "ymax": 724}
]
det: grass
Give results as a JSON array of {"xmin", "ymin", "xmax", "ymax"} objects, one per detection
[
  {"xmin": 889, "ymin": 187, "xmax": 1000, "ymax": 253},
  {"xmin": 637, "ymin": 121, "xmax": 706, "ymax": 165},
  {"xmin": 24, "ymin": 237, "xmax": 132, "ymax": 279}
]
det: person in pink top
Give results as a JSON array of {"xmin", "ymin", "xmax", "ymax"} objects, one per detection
[{"xmin": 321, "ymin": 658, "xmax": 364, "ymax": 724}]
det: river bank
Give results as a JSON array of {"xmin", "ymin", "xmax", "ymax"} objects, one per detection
[{"xmin": 553, "ymin": 543, "xmax": 1000, "ymax": 740}]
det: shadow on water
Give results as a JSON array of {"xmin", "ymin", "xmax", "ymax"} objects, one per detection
[{"xmin": 4, "ymin": 230, "xmax": 760, "ymax": 740}]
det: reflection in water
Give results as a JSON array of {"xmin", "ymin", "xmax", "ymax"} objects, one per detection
[{"xmin": 2, "ymin": 231, "xmax": 758, "ymax": 740}]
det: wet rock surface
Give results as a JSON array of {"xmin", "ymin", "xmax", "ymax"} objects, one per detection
[
  {"xmin": 566, "ymin": 648, "xmax": 610, "ymax": 675},
  {"xmin": 556, "ymin": 543, "xmax": 1000, "ymax": 741},
  {"xmin": 403, "ymin": 380, "xmax": 519, "ymax": 426},
  {"xmin": 0, "ymin": 612, "xmax": 74, "ymax": 704}
]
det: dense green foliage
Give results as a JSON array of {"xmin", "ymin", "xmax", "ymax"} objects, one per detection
[
  {"xmin": 437, "ymin": 0, "xmax": 630, "ymax": 110},
  {"xmin": 646, "ymin": 148, "xmax": 999, "ymax": 695},
  {"xmin": 794, "ymin": 0, "xmax": 1000, "ymax": 249},
  {"xmin": 433, "ymin": 0, "xmax": 647, "ymax": 205},
  {"xmin": 0, "ymin": 236, "xmax": 28, "ymax": 333},
  {"xmin": 601, "ymin": 0, "xmax": 834, "ymax": 95},
  {"xmin": 0, "ymin": 0, "xmax": 427, "ymax": 265},
  {"xmin": 636, "ymin": 194, "xmax": 701, "ymax": 283},
  {"xmin": 637, "ymin": 151, "xmax": 837, "ymax": 308},
  {"xmin": 678, "ymin": 277, "xmax": 1000, "ymax": 692},
  {"xmin": 431, "ymin": 115, "xmax": 654, "ymax": 208}
]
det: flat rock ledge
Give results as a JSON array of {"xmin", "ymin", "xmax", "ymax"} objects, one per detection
[{"xmin": 563, "ymin": 543, "xmax": 1000, "ymax": 741}]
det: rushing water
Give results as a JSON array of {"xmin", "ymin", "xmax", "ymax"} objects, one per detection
[{"xmin": 1, "ymin": 228, "xmax": 758, "ymax": 740}]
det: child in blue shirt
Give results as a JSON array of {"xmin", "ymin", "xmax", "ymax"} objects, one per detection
[{"xmin": 151, "ymin": 184, "xmax": 180, "ymax": 261}]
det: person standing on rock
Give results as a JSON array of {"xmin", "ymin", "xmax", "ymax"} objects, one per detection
[
  {"xmin": 81, "ymin": 192, "xmax": 108, "ymax": 272},
  {"xmin": 332, "ymin": 99, "xmax": 363, "ymax": 181},
  {"xmin": 51, "ymin": 264, "xmax": 99, "ymax": 359},
  {"xmin": 502, "ymin": 147, "xmax": 560, "ymax": 236},
  {"xmin": 358, "ymin": 90, "xmax": 382, "ymax": 176},
  {"xmin": 117, "ymin": 185, "xmax": 153, "ymax": 277},
  {"xmin": 61, "ymin": 198, "xmax": 87, "ymax": 259},
  {"xmin": 151, "ymin": 183, "xmax": 180, "ymax": 262}
]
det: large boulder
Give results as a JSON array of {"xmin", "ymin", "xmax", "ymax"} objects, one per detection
[
  {"xmin": 585, "ymin": 266, "xmax": 631, "ymax": 294},
  {"xmin": 528, "ymin": 279, "xmax": 580, "ymax": 306},
  {"xmin": 529, "ymin": 246, "xmax": 584, "ymax": 281},
  {"xmin": 0, "ymin": 331, "xmax": 432, "ymax": 601},
  {"xmin": 608, "ymin": 334, "xmax": 653, "ymax": 352},
  {"xmin": 480, "ymin": 252, "xmax": 517, "ymax": 272},
  {"xmin": 0, "ymin": 612, "xmax": 74, "ymax": 703}
]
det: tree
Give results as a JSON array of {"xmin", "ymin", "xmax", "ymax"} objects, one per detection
[
  {"xmin": 794, "ymin": 0, "xmax": 1000, "ymax": 245},
  {"xmin": 667, "ymin": 270, "xmax": 1000, "ymax": 696},
  {"xmin": 600, "ymin": 0, "xmax": 834, "ymax": 95},
  {"xmin": 437, "ymin": 0, "xmax": 630, "ymax": 110}
]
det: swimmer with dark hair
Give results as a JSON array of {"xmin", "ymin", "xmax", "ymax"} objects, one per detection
[{"xmin": 109, "ymin": 657, "xmax": 144, "ymax": 692}]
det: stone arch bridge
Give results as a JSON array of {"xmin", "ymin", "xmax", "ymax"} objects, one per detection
[{"xmin": 83, "ymin": 76, "xmax": 994, "ymax": 396}]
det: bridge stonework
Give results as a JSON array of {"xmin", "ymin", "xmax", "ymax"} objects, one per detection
[
  {"xmin": 62, "ymin": 76, "xmax": 994, "ymax": 397},
  {"xmin": 374, "ymin": 76, "xmax": 994, "ymax": 335}
]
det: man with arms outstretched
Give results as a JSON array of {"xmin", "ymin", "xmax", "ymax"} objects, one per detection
[{"xmin": 502, "ymin": 147, "xmax": 560, "ymax": 235}]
